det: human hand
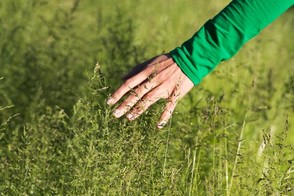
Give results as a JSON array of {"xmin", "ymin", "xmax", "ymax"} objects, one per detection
[{"xmin": 106, "ymin": 53, "xmax": 194, "ymax": 129}]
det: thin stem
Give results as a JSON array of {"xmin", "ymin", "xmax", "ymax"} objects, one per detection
[
  {"xmin": 162, "ymin": 117, "xmax": 172, "ymax": 177},
  {"xmin": 228, "ymin": 115, "xmax": 247, "ymax": 196},
  {"xmin": 189, "ymin": 136, "xmax": 198, "ymax": 196}
]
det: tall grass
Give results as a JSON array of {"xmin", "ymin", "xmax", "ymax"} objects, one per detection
[{"xmin": 0, "ymin": 0, "xmax": 293, "ymax": 195}]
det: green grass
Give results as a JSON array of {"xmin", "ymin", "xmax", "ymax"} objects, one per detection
[{"xmin": 0, "ymin": 0, "xmax": 293, "ymax": 195}]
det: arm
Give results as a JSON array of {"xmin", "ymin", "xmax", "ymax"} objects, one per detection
[
  {"xmin": 171, "ymin": 0, "xmax": 294, "ymax": 85},
  {"xmin": 107, "ymin": 0, "xmax": 293, "ymax": 128}
]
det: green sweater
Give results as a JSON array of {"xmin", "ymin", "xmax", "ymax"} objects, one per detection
[{"xmin": 171, "ymin": 0, "xmax": 294, "ymax": 85}]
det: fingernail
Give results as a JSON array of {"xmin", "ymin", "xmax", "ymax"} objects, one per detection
[
  {"xmin": 126, "ymin": 113, "xmax": 134, "ymax": 120},
  {"xmin": 157, "ymin": 121, "xmax": 167, "ymax": 129},
  {"xmin": 106, "ymin": 97, "xmax": 114, "ymax": 105},
  {"xmin": 113, "ymin": 109, "xmax": 122, "ymax": 118}
]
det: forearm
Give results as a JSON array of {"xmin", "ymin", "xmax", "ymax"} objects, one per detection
[{"xmin": 171, "ymin": 0, "xmax": 294, "ymax": 85}]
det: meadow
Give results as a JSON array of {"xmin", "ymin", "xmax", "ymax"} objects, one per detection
[{"xmin": 0, "ymin": 0, "xmax": 293, "ymax": 195}]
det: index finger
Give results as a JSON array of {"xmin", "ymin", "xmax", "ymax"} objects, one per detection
[
  {"xmin": 107, "ymin": 57, "xmax": 174, "ymax": 105},
  {"xmin": 122, "ymin": 54, "xmax": 170, "ymax": 80},
  {"xmin": 107, "ymin": 64, "xmax": 155, "ymax": 105}
]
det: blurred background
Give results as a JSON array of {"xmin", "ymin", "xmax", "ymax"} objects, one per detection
[{"xmin": 0, "ymin": 0, "xmax": 293, "ymax": 194}]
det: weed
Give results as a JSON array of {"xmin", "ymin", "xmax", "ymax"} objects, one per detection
[{"xmin": 0, "ymin": 0, "xmax": 293, "ymax": 195}]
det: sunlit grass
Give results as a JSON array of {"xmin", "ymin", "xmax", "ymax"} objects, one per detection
[{"xmin": 0, "ymin": 0, "xmax": 293, "ymax": 194}]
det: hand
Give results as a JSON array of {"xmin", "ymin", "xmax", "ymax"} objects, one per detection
[{"xmin": 106, "ymin": 53, "xmax": 194, "ymax": 129}]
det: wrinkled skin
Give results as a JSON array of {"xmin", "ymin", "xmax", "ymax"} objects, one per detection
[{"xmin": 107, "ymin": 53, "xmax": 194, "ymax": 129}]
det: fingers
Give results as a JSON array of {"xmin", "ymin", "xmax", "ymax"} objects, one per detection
[
  {"xmin": 107, "ymin": 56, "xmax": 174, "ymax": 106},
  {"xmin": 106, "ymin": 72, "xmax": 149, "ymax": 106},
  {"xmin": 106, "ymin": 53, "xmax": 194, "ymax": 129},
  {"xmin": 157, "ymin": 75, "xmax": 194, "ymax": 129},
  {"xmin": 112, "ymin": 63, "xmax": 177, "ymax": 118},
  {"xmin": 157, "ymin": 99, "xmax": 177, "ymax": 129},
  {"xmin": 112, "ymin": 80, "xmax": 157, "ymax": 118},
  {"xmin": 122, "ymin": 54, "xmax": 171, "ymax": 80},
  {"xmin": 125, "ymin": 82, "xmax": 174, "ymax": 121},
  {"xmin": 126, "ymin": 94, "xmax": 161, "ymax": 121},
  {"xmin": 156, "ymin": 79, "xmax": 181, "ymax": 129}
]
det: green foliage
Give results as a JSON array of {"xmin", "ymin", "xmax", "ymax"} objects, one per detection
[
  {"xmin": 0, "ymin": 0, "xmax": 293, "ymax": 195},
  {"xmin": 0, "ymin": 0, "xmax": 98, "ymax": 117}
]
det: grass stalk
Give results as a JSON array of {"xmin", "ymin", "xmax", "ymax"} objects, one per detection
[
  {"xmin": 162, "ymin": 117, "xmax": 172, "ymax": 177},
  {"xmin": 228, "ymin": 115, "xmax": 247, "ymax": 196},
  {"xmin": 189, "ymin": 135, "xmax": 199, "ymax": 195}
]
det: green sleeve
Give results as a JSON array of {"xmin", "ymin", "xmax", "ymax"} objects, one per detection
[{"xmin": 170, "ymin": 0, "xmax": 294, "ymax": 85}]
